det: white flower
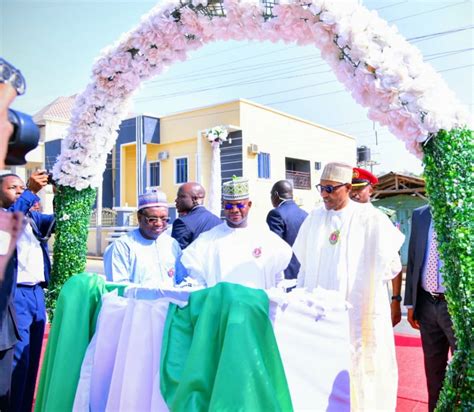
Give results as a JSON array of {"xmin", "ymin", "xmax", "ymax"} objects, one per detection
[{"xmin": 206, "ymin": 126, "xmax": 228, "ymax": 143}]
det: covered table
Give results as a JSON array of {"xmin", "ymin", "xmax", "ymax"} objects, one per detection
[{"xmin": 36, "ymin": 274, "xmax": 351, "ymax": 411}]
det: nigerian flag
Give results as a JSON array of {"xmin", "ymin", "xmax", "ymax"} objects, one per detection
[{"xmin": 160, "ymin": 282, "xmax": 293, "ymax": 411}]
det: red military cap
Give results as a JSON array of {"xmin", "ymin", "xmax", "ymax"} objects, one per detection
[{"xmin": 352, "ymin": 167, "xmax": 378, "ymax": 188}]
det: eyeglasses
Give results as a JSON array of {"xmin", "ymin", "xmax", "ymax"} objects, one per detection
[
  {"xmin": 315, "ymin": 183, "xmax": 346, "ymax": 194},
  {"xmin": 142, "ymin": 216, "xmax": 170, "ymax": 224},
  {"xmin": 224, "ymin": 202, "xmax": 246, "ymax": 210}
]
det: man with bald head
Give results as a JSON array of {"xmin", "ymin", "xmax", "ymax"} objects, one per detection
[
  {"xmin": 172, "ymin": 182, "xmax": 221, "ymax": 250},
  {"xmin": 266, "ymin": 180, "xmax": 308, "ymax": 281}
]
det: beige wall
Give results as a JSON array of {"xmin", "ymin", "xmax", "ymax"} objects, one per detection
[
  {"xmin": 122, "ymin": 144, "xmax": 137, "ymax": 206},
  {"xmin": 146, "ymin": 139, "xmax": 197, "ymax": 203},
  {"xmin": 151, "ymin": 101, "xmax": 242, "ymax": 207},
  {"xmin": 239, "ymin": 100, "xmax": 356, "ymax": 224},
  {"xmin": 44, "ymin": 119, "xmax": 69, "ymax": 142}
]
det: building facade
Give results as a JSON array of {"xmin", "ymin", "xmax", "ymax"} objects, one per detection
[
  {"xmin": 42, "ymin": 98, "xmax": 356, "ymax": 225},
  {"xmin": 115, "ymin": 99, "xmax": 356, "ymax": 223}
]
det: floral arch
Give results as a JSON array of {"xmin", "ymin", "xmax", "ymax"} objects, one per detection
[{"xmin": 48, "ymin": 0, "xmax": 472, "ymax": 408}]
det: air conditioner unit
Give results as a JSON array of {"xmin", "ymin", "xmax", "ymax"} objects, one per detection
[
  {"xmin": 158, "ymin": 151, "xmax": 169, "ymax": 160},
  {"xmin": 248, "ymin": 144, "xmax": 259, "ymax": 155}
]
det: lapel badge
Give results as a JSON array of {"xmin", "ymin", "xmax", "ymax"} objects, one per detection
[
  {"xmin": 252, "ymin": 247, "xmax": 262, "ymax": 258},
  {"xmin": 329, "ymin": 230, "xmax": 340, "ymax": 245}
]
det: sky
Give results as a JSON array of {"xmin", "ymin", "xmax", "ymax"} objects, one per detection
[{"xmin": 1, "ymin": 0, "xmax": 473, "ymax": 176}]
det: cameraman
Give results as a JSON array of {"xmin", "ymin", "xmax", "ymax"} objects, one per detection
[
  {"xmin": 0, "ymin": 170, "xmax": 54, "ymax": 412},
  {"xmin": 0, "ymin": 57, "xmax": 29, "ymax": 411}
]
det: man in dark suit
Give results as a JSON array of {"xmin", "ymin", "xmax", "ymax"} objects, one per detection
[
  {"xmin": 266, "ymin": 180, "xmax": 308, "ymax": 280},
  {"xmin": 171, "ymin": 182, "xmax": 221, "ymax": 250},
  {"xmin": 404, "ymin": 205, "xmax": 456, "ymax": 412},
  {"xmin": 0, "ymin": 171, "xmax": 54, "ymax": 412}
]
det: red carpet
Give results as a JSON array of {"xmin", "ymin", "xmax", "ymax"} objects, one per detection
[
  {"xmin": 395, "ymin": 333, "xmax": 428, "ymax": 412},
  {"xmin": 36, "ymin": 326, "xmax": 428, "ymax": 411}
]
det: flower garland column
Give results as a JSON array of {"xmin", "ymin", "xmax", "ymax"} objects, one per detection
[{"xmin": 206, "ymin": 126, "xmax": 228, "ymax": 217}]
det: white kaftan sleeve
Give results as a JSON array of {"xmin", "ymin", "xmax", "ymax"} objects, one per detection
[
  {"xmin": 292, "ymin": 213, "xmax": 312, "ymax": 288},
  {"xmin": 180, "ymin": 236, "xmax": 209, "ymax": 287},
  {"xmin": 370, "ymin": 209, "xmax": 404, "ymax": 281},
  {"xmin": 103, "ymin": 239, "xmax": 132, "ymax": 283}
]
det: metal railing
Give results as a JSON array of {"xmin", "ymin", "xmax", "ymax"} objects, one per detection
[
  {"xmin": 90, "ymin": 208, "xmax": 117, "ymax": 227},
  {"xmin": 286, "ymin": 170, "xmax": 311, "ymax": 190}
]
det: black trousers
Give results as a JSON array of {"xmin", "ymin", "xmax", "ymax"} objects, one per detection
[
  {"xmin": 417, "ymin": 289, "xmax": 456, "ymax": 412},
  {"xmin": 0, "ymin": 346, "xmax": 14, "ymax": 412}
]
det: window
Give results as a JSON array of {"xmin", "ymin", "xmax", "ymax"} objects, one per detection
[
  {"xmin": 175, "ymin": 157, "xmax": 188, "ymax": 184},
  {"xmin": 148, "ymin": 161, "xmax": 161, "ymax": 187},
  {"xmin": 285, "ymin": 157, "xmax": 311, "ymax": 189},
  {"xmin": 257, "ymin": 152, "xmax": 271, "ymax": 179}
]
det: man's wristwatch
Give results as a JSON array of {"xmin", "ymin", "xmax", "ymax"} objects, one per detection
[
  {"xmin": 0, "ymin": 58, "xmax": 26, "ymax": 96},
  {"xmin": 391, "ymin": 295, "xmax": 402, "ymax": 302}
]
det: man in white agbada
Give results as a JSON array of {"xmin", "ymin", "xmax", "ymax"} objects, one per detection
[
  {"xmin": 293, "ymin": 162, "xmax": 404, "ymax": 411},
  {"xmin": 181, "ymin": 177, "xmax": 292, "ymax": 289},
  {"xmin": 104, "ymin": 190, "xmax": 182, "ymax": 288}
]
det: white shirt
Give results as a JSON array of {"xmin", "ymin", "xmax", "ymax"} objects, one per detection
[{"xmin": 17, "ymin": 221, "xmax": 45, "ymax": 285}]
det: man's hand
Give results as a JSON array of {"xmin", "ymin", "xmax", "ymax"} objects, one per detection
[
  {"xmin": 407, "ymin": 308, "xmax": 420, "ymax": 330},
  {"xmin": 27, "ymin": 170, "xmax": 49, "ymax": 194},
  {"xmin": 391, "ymin": 300, "xmax": 402, "ymax": 327},
  {"xmin": 0, "ymin": 210, "xmax": 24, "ymax": 282}
]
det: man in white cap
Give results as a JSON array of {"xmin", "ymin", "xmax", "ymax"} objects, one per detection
[
  {"xmin": 181, "ymin": 177, "xmax": 292, "ymax": 289},
  {"xmin": 104, "ymin": 190, "xmax": 182, "ymax": 288},
  {"xmin": 293, "ymin": 162, "xmax": 404, "ymax": 411}
]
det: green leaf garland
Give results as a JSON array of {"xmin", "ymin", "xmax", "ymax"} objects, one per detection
[
  {"xmin": 46, "ymin": 185, "xmax": 96, "ymax": 320},
  {"xmin": 423, "ymin": 127, "xmax": 474, "ymax": 411}
]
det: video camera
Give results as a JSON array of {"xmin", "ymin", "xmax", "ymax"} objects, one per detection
[{"xmin": 6, "ymin": 109, "xmax": 40, "ymax": 166}]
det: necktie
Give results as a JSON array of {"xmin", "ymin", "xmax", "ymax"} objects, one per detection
[{"xmin": 425, "ymin": 230, "xmax": 439, "ymax": 292}]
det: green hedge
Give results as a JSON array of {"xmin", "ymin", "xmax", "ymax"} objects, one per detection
[
  {"xmin": 423, "ymin": 127, "xmax": 474, "ymax": 411},
  {"xmin": 46, "ymin": 185, "xmax": 96, "ymax": 319}
]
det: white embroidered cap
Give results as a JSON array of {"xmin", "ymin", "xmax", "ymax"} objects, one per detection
[{"xmin": 321, "ymin": 162, "xmax": 353, "ymax": 184}]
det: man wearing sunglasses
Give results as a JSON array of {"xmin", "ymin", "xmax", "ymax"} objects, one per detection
[
  {"xmin": 293, "ymin": 162, "xmax": 404, "ymax": 411},
  {"xmin": 104, "ymin": 190, "xmax": 182, "ymax": 288},
  {"xmin": 181, "ymin": 177, "xmax": 292, "ymax": 290}
]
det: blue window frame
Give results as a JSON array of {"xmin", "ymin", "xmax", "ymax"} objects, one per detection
[
  {"xmin": 175, "ymin": 157, "xmax": 188, "ymax": 184},
  {"xmin": 258, "ymin": 152, "xmax": 271, "ymax": 179},
  {"xmin": 148, "ymin": 161, "xmax": 161, "ymax": 187}
]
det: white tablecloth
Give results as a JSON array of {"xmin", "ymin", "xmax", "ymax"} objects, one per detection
[{"xmin": 73, "ymin": 286, "xmax": 350, "ymax": 411}]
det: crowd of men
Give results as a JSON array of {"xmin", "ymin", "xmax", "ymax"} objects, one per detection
[
  {"xmin": 0, "ymin": 57, "xmax": 455, "ymax": 412},
  {"xmin": 101, "ymin": 163, "xmax": 453, "ymax": 411}
]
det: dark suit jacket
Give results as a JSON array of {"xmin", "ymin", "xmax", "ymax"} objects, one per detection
[
  {"xmin": 0, "ymin": 190, "xmax": 54, "ymax": 350},
  {"xmin": 404, "ymin": 205, "xmax": 431, "ymax": 317},
  {"xmin": 266, "ymin": 200, "xmax": 308, "ymax": 280},
  {"xmin": 171, "ymin": 206, "xmax": 222, "ymax": 250}
]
